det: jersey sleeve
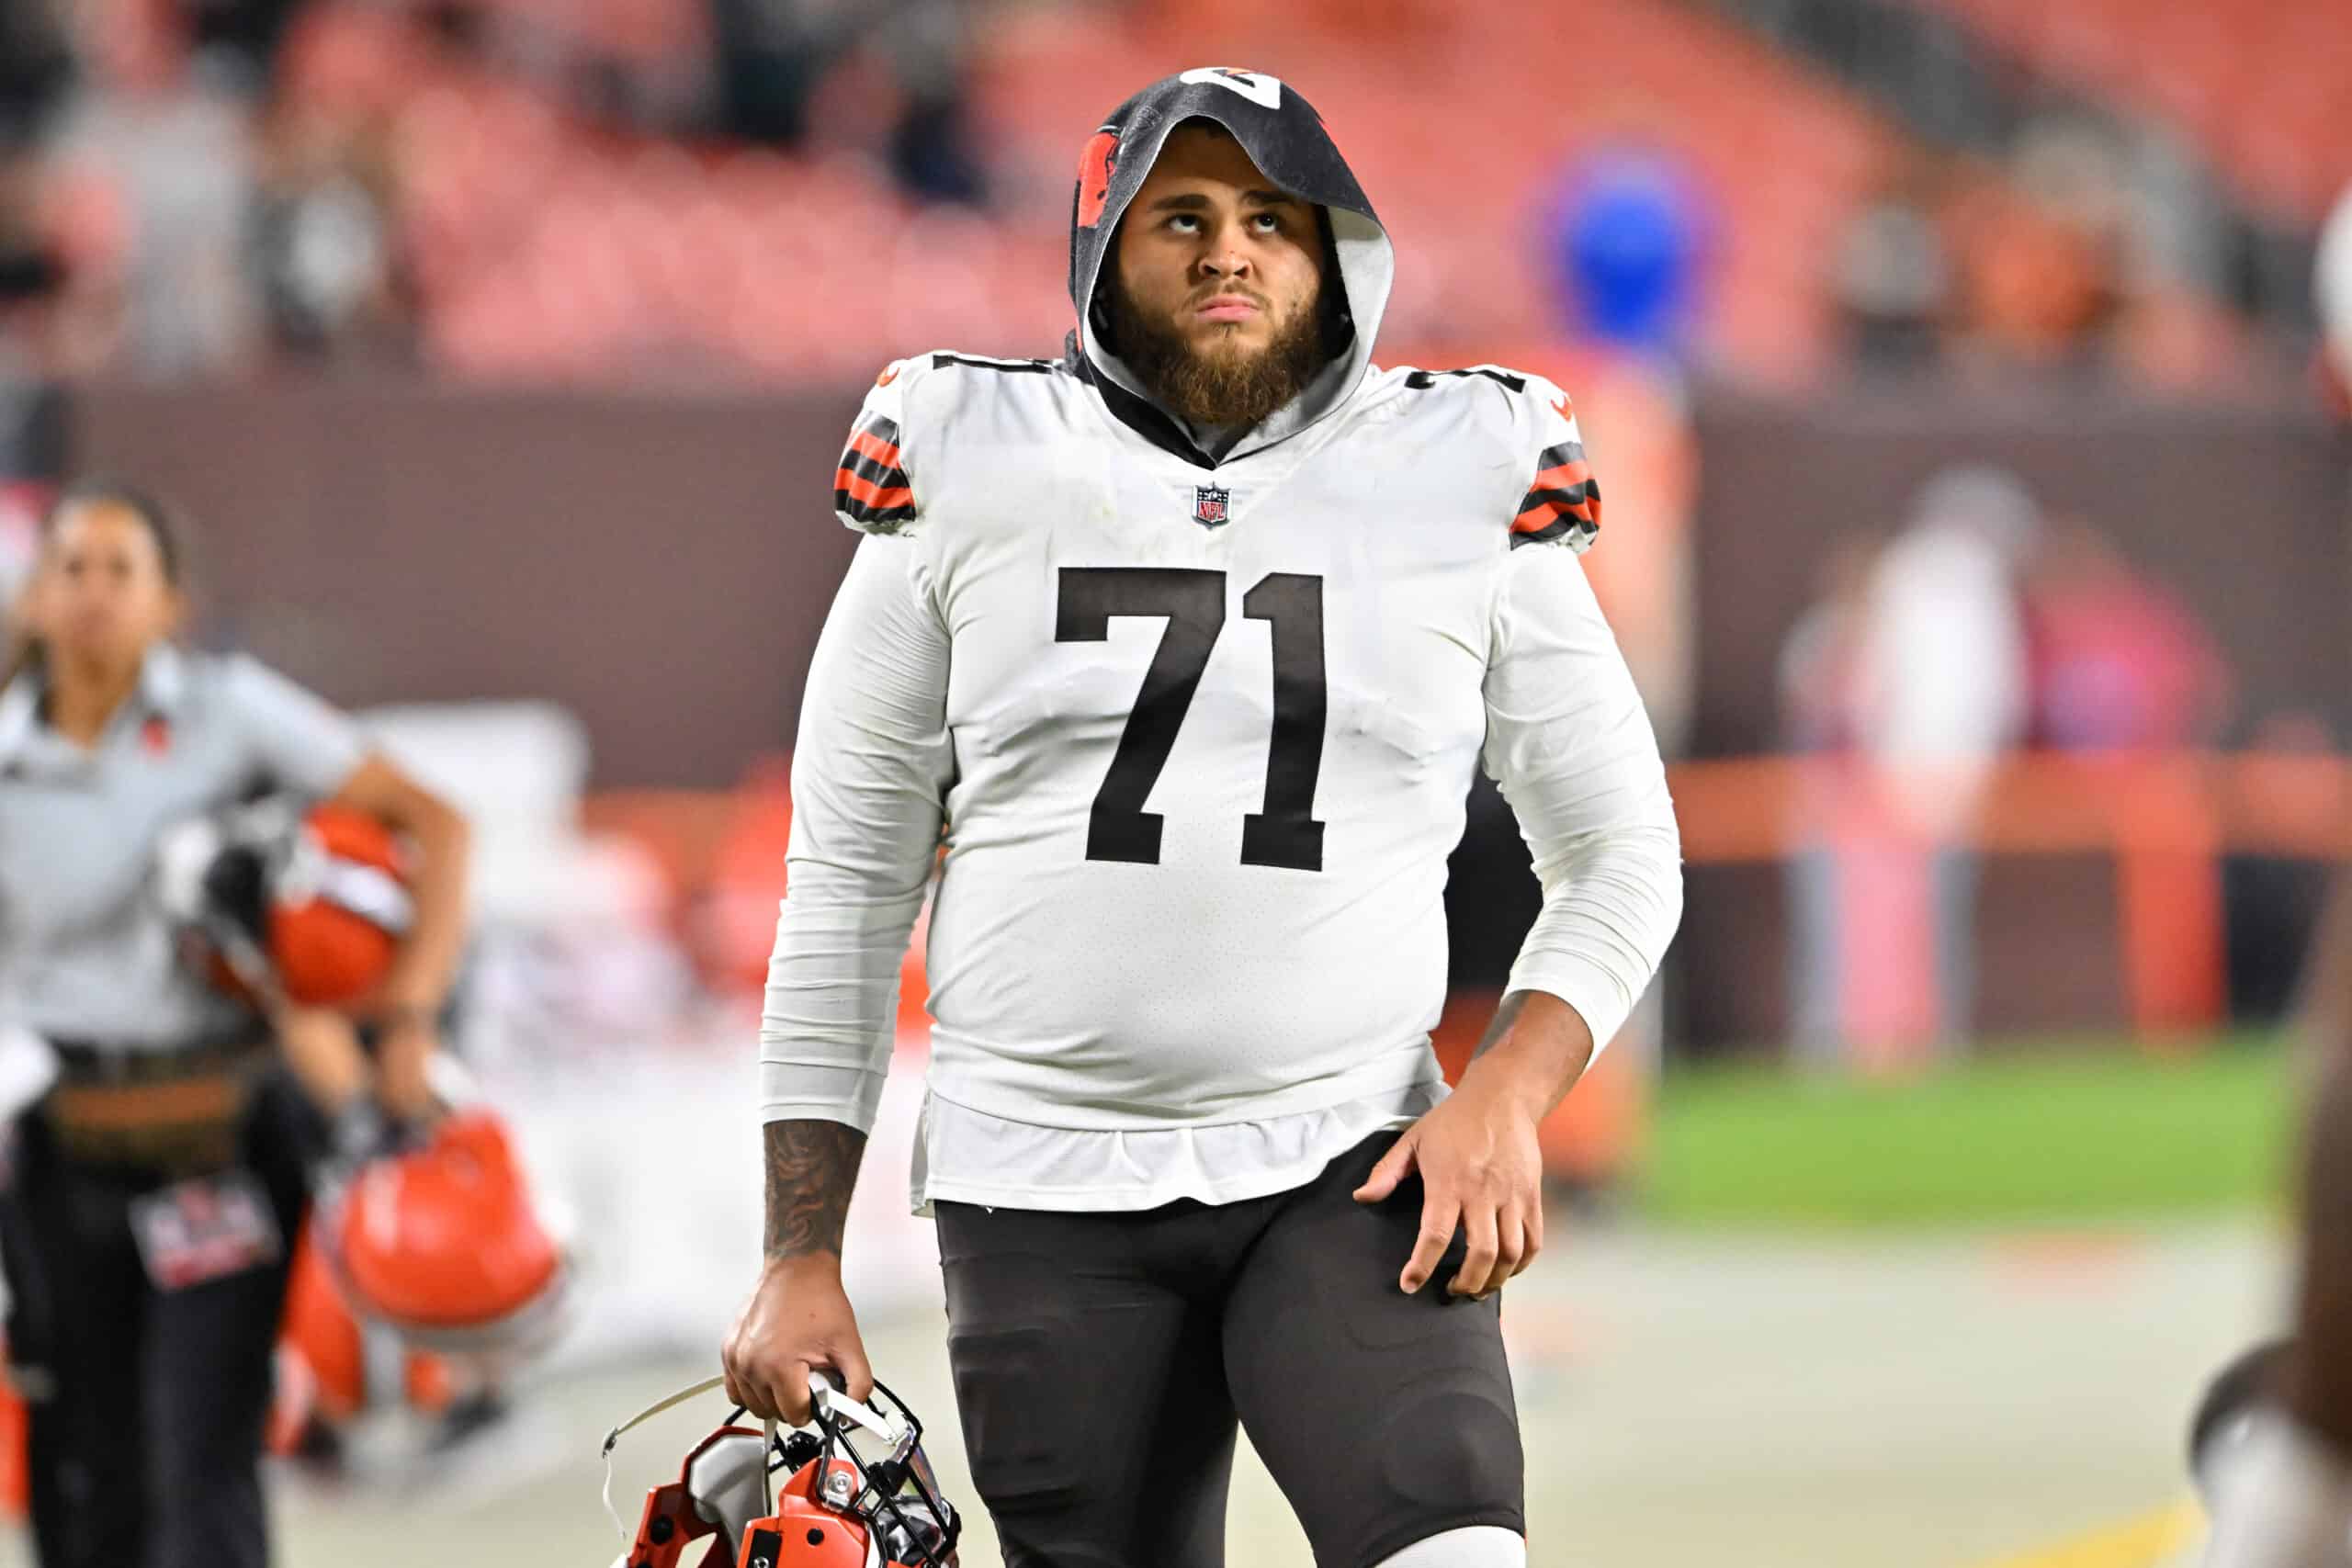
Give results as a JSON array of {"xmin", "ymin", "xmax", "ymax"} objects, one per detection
[
  {"xmin": 1481, "ymin": 541, "xmax": 1681, "ymax": 1055},
  {"xmin": 221, "ymin": 655, "xmax": 368, "ymax": 799},
  {"xmin": 1506, "ymin": 373, "xmax": 1601, "ymax": 554},
  {"xmin": 833, "ymin": 359, "xmax": 923, "ymax": 536},
  {"xmin": 758, "ymin": 535, "xmax": 954, "ymax": 1132}
]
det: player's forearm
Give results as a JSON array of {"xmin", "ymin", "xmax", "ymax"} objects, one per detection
[
  {"xmin": 1464, "ymin": 989, "xmax": 1598, "ymax": 1118},
  {"xmin": 271, "ymin": 1004, "xmax": 369, "ymax": 1113},
  {"xmin": 381, "ymin": 795, "xmax": 469, "ymax": 1012},
  {"xmin": 2285, "ymin": 869, "xmax": 2352, "ymax": 1449},
  {"xmin": 1484, "ymin": 541, "xmax": 1684, "ymax": 1061},
  {"xmin": 759, "ymin": 867, "xmax": 929, "ymax": 1129},
  {"xmin": 757, "ymin": 536, "xmax": 953, "ymax": 1128},
  {"xmin": 333, "ymin": 756, "xmax": 472, "ymax": 1016},
  {"xmin": 1505, "ymin": 816, "xmax": 1684, "ymax": 1055},
  {"xmin": 2288, "ymin": 1043, "xmax": 2352, "ymax": 1451},
  {"xmin": 2299, "ymin": 868, "xmax": 2352, "ymax": 1046},
  {"xmin": 762, "ymin": 1118, "xmax": 867, "ymax": 1264}
]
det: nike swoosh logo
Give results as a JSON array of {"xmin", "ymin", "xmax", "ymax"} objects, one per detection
[
  {"xmin": 1550, "ymin": 392, "xmax": 1573, "ymax": 422},
  {"xmin": 876, "ymin": 366, "xmax": 900, "ymax": 387}
]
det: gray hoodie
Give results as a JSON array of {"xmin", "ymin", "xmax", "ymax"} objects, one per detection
[{"xmin": 1063, "ymin": 68, "xmax": 1397, "ymax": 468}]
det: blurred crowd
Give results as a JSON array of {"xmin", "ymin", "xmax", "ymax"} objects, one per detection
[
  {"xmin": 1769, "ymin": 462, "xmax": 2348, "ymax": 1065},
  {"xmin": 1727, "ymin": 0, "xmax": 2347, "ymax": 389},
  {"xmin": 0, "ymin": 0, "xmax": 2342, "ymax": 394},
  {"xmin": 0, "ymin": 0, "xmax": 994, "ymax": 385},
  {"xmin": 1779, "ymin": 468, "xmax": 2232, "ymax": 779}
]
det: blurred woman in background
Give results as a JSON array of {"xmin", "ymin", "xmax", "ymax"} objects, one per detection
[{"xmin": 0, "ymin": 479, "xmax": 467, "ymax": 1568}]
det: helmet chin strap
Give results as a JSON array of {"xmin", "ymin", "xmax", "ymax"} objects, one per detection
[
  {"xmin": 809, "ymin": 1374, "xmax": 899, "ymax": 1444},
  {"xmin": 762, "ymin": 1412, "xmax": 778, "ymax": 1517},
  {"xmin": 598, "ymin": 1374, "xmax": 728, "ymax": 1541}
]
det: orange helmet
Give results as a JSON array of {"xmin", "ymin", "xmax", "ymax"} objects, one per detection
[
  {"xmin": 268, "ymin": 1225, "xmax": 458, "ymax": 1455},
  {"xmin": 320, "ymin": 1109, "xmax": 571, "ymax": 1361},
  {"xmin": 602, "ymin": 1376, "xmax": 960, "ymax": 1568},
  {"xmin": 156, "ymin": 796, "xmax": 413, "ymax": 1008}
]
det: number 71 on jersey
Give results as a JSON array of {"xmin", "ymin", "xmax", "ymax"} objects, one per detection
[{"xmin": 1055, "ymin": 568, "xmax": 1328, "ymax": 873}]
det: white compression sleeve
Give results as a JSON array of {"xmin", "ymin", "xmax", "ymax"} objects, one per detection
[
  {"xmin": 1481, "ymin": 541, "xmax": 1684, "ymax": 1054},
  {"xmin": 757, "ymin": 536, "xmax": 954, "ymax": 1133}
]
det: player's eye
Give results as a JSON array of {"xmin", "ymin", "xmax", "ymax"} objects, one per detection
[
  {"xmin": 1250, "ymin": 212, "xmax": 1284, "ymax": 233},
  {"xmin": 1165, "ymin": 213, "xmax": 1202, "ymax": 234}
]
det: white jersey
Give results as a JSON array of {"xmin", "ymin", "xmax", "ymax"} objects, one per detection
[{"xmin": 763, "ymin": 348, "xmax": 1683, "ymax": 1213}]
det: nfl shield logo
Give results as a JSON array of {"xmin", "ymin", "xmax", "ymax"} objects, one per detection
[{"xmin": 1193, "ymin": 485, "xmax": 1231, "ymax": 529}]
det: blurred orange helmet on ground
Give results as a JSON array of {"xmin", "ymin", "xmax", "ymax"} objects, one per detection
[
  {"xmin": 268, "ymin": 1226, "xmax": 457, "ymax": 1455},
  {"xmin": 326, "ymin": 1109, "xmax": 571, "ymax": 1358}
]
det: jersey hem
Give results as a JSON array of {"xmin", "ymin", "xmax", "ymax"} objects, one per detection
[
  {"xmin": 919, "ymin": 1042, "xmax": 1445, "ymax": 1133},
  {"xmin": 910, "ymin": 1109, "xmax": 1425, "ymax": 1216}
]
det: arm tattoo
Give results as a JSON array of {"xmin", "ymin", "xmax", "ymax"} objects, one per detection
[{"xmin": 763, "ymin": 1120, "xmax": 866, "ymax": 1261}]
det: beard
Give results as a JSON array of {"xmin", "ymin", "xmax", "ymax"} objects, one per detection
[{"xmin": 1102, "ymin": 272, "xmax": 1330, "ymax": 430}]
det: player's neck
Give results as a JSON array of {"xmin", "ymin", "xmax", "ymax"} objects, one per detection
[{"xmin": 43, "ymin": 653, "xmax": 143, "ymax": 747}]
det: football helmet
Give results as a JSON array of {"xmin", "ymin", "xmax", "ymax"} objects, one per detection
[
  {"xmin": 155, "ymin": 796, "xmax": 413, "ymax": 1009},
  {"xmin": 316, "ymin": 1108, "xmax": 572, "ymax": 1361},
  {"xmin": 602, "ymin": 1374, "xmax": 960, "ymax": 1568},
  {"xmin": 269, "ymin": 1222, "xmax": 458, "ymax": 1454}
]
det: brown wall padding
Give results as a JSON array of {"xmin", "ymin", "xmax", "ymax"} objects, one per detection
[
  {"xmin": 70, "ymin": 376, "xmax": 2352, "ymax": 1045},
  {"xmin": 73, "ymin": 378, "xmax": 863, "ymax": 787}
]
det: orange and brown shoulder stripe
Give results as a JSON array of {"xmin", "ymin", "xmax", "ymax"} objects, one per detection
[
  {"xmin": 1511, "ymin": 436, "xmax": 1600, "ymax": 547},
  {"xmin": 835, "ymin": 412, "xmax": 915, "ymax": 528}
]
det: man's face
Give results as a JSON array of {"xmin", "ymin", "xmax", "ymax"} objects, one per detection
[{"xmin": 1106, "ymin": 123, "xmax": 1331, "ymax": 427}]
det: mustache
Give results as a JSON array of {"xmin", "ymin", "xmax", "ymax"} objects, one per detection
[{"xmin": 1188, "ymin": 284, "xmax": 1272, "ymax": 311}]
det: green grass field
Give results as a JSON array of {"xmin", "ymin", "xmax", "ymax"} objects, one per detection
[{"xmin": 1645, "ymin": 1034, "xmax": 2296, "ymax": 1229}]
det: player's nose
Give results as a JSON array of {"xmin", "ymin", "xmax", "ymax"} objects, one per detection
[
  {"xmin": 1198, "ymin": 250, "xmax": 1250, "ymax": 283},
  {"xmin": 1198, "ymin": 228, "xmax": 1253, "ymax": 279}
]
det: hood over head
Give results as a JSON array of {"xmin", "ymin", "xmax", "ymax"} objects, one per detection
[{"xmin": 1067, "ymin": 68, "xmax": 1395, "ymax": 465}]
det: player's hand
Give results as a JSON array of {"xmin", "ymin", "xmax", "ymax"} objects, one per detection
[
  {"xmin": 1353, "ymin": 1066, "xmax": 1546, "ymax": 1299},
  {"xmin": 722, "ymin": 1255, "xmax": 875, "ymax": 1427}
]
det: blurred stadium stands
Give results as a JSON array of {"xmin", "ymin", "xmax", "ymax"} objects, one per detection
[
  {"xmin": 6, "ymin": 0, "xmax": 2337, "ymax": 387},
  {"xmin": 1914, "ymin": 0, "xmax": 2349, "ymax": 227}
]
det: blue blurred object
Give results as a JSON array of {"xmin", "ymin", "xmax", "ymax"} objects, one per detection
[{"xmin": 1544, "ymin": 144, "xmax": 1708, "ymax": 358}]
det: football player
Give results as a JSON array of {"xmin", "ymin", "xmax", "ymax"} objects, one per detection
[
  {"xmin": 2193, "ymin": 179, "xmax": 2352, "ymax": 1568},
  {"xmin": 2199, "ymin": 919, "xmax": 2352, "ymax": 1563},
  {"xmin": 2199, "ymin": 914, "xmax": 2352, "ymax": 1562},
  {"xmin": 724, "ymin": 70, "xmax": 1684, "ymax": 1567}
]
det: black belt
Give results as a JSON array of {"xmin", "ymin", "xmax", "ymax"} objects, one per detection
[
  {"xmin": 40, "ymin": 1035, "xmax": 273, "ymax": 1174},
  {"xmin": 48, "ymin": 1035, "xmax": 270, "ymax": 1089}
]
